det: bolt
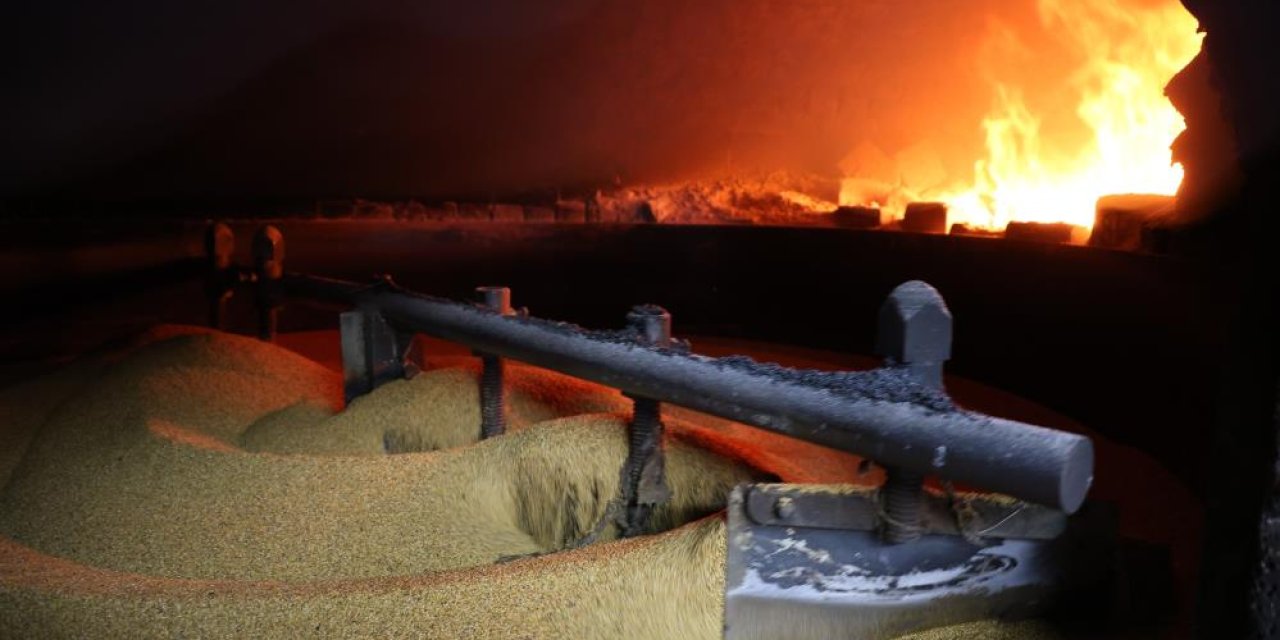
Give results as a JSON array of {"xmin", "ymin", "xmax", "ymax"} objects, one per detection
[
  {"xmin": 881, "ymin": 468, "xmax": 926, "ymax": 544},
  {"xmin": 875, "ymin": 280, "xmax": 952, "ymax": 388},
  {"xmin": 774, "ymin": 496, "xmax": 796, "ymax": 521},
  {"xmin": 875, "ymin": 281, "xmax": 952, "ymax": 544},
  {"xmin": 476, "ymin": 286, "xmax": 513, "ymax": 439},
  {"xmin": 627, "ymin": 305, "xmax": 673, "ymax": 348},
  {"xmin": 622, "ymin": 397, "xmax": 665, "ymax": 537},
  {"xmin": 253, "ymin": 226, "xmax": 285, "ymax": 342},
  {"xmin": 619, "ymin": 305, "xmax": 673, "ymax": 537},
  {"xmin": 476, "ymin": 286, "xmax": 512, "ymax": 316}
]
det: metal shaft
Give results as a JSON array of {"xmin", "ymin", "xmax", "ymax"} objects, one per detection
[
  {"xmin": 204, "ymin": 222, "xmax": 235, "ymax": 330},
  {"xmin": 479, "ymin": 355, "xmax": 506, "ymax": 438},
  {"xmin": 621, "ymin": 396, "xmax": 665, "ymax": 536},
  {"xmin": 475, "ymin": 286, "xmax": 513, "ymax": 439},
  {"xmin": 278, "ymin": 273, "xmax": 1094, "ymax": 512},
  {"xmin": 619, "ymin": 305, "xmax": 674, "ymax": 536},
  {"xmin": 876, "ymin": 280, "xmax": 952, "ymax": 543},
  {"xmin": 253, "ymin": 226, "xmax": 284, "ymax": 342},
  {"xmin": 881, "ymin": 468, "xmax": 925, "ymax": 543}
]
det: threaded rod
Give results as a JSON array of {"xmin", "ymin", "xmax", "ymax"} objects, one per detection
[{"xmin": 479, "ymin": 355, "xmax": 506, "ymax": 438}]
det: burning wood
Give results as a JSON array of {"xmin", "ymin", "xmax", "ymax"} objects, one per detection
[{"xmin": 835, "ymin": 0, "xmax": 1200, "ymax": 233}]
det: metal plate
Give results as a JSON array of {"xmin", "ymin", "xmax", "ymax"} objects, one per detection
[
  {"xmin": 744, "ymin": 483, "xmax": 1067, "ymax": 540},
  {"xmin": 725, "ymin": 484, "xmax": 1076, "ymax": 640}
]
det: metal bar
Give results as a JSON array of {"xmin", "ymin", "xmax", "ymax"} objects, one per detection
[
  {"xmin": 203, "ymin": 222, "xmax": 236, "ymax": 331},
  {"xmin": 619, "ymin": 305, "xmax": 675, "ymax": 536},
  {"xmin": 253, "ymin": 226, "xmax": 285, "ymax": 341},
  {"xmin": 475, "ymin": 286, "xmax": 513, "ymax": 439},
  {"xmin": 277, "ymin": 273, "xmax": 1093, "ymax": 512}
]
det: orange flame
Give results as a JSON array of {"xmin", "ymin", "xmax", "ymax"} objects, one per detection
[{"xmin": 842, "ymin": 0, "xmax": 1202, "ymax": 231}]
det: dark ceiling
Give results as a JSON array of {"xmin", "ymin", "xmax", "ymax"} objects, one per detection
[{"xmin": 1, "ymin": 0, "xmax": 1063, "ymax": 204}]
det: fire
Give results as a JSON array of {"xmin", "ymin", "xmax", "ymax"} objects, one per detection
[{"xmin": 842, "ymin": 0, "xmax": 1202, "ymax": 231}]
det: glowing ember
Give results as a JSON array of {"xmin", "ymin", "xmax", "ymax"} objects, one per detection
[
  {"xmin": 780, "ymin": 190, "xmax": 839, "ymax": 212},
  {"xmin": 841, "ymin": 0, "xmax": 1202, "ymax": 230}
]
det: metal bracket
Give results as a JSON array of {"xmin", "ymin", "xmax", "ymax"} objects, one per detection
[
  {"xmin": 743, "ymin": 483, "xmax": 1067, "ymax": 541},
  {"xmin": 725, "ymin": 483, "xmax": 1105, "ymax": 640},
  {"xmin": 339, "ymin": 306, "xmax": 420, "ymax": 404}
]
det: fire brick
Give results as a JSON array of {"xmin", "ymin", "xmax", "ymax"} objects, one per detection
[
  {"xmin": 1089, "ymin": 194, "xmax": 1174, "ymax": 250},
  {"xmin": 1005, "ymin": 222, "xmax": 1087, "ymax": 244},
  {"xmin": 830, "ymin": 206, "xmax": 881, "ymax": 229},
  {"xmin": 490, "ymin": 204, "xmax": 524, "ymax": 223},
  {"xmin": 902, "ymin": 202, "xmax": 948, "ymax": 234},
  {"xmin": 437, "ymin": 202, "xmax": 460, "ymax": 220},
  {"xmin": 458, "ymin": 203, "xmax": 489, "ymax": 220},
  {"xmin": 949, "ymin": 223, "xmax": 1003, "ymax": 238},
  {"xmin": 523, "ymin": 205, "xmax": 557, "ymax": 223},
  {"xmin": 555, "ymin": 200, "xmax": 587, "ymax": 223}
]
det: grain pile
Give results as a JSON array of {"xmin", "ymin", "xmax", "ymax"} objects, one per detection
[{"xmin": 0, "ymin": 327, "xmax": 1061, "ymax": 638}]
